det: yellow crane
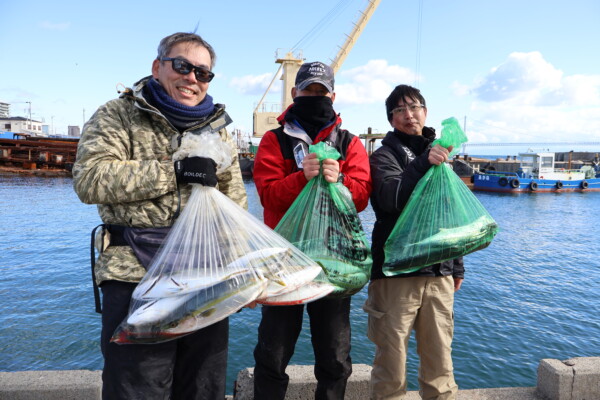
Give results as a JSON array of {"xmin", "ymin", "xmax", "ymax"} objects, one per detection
[{"xmin": 252, "ymin": 0, "xmax": 381, "ymax": 137}]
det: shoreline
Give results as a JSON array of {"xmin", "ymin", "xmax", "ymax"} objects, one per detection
[{"xmin": 0, "ymin": 165, "xmax": 72, "ymax": 178}]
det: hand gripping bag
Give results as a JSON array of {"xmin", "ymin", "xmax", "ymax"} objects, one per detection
[
  {"xmin": 383, "ymin": 117, "xmax": 499, "ymax": 276},
  {"xmin": 112, "ymin": 132, "xmax": 330, "ymax": 344},
  {"xmin": 274, "ymin": 142, "xmax": 372, "ymax": 297}
]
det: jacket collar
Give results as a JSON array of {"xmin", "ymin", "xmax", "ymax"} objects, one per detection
[{"xmin": 382, "ymin": 126, "xmax": 436, "ymax": 157}]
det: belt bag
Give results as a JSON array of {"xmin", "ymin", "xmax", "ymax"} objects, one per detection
[
  {"xmin": 107, "ymin": 224, "xmax": 172, "ymax": 270},
  {"xmin": 90, "ymin": 224, "xmax": 171, "ymax": 313}
]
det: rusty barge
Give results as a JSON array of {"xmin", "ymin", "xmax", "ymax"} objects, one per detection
[{"xmin": 0, "ymin": 133, "xmax": 78, "ymax": 177}]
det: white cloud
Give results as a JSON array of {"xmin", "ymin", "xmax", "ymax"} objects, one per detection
[
  {"xmin": 541, "ymin": 74, "xmax": 600, "ymax": 106},
  {"xmin": 460, "ymin": 52, "xmax": 600, "ymax": 145},
  {"xmin": 230, "ymin": 72, "xmax": 281, "ymax": 96},
  {"xmin": 335, "ymin": 59, "xmax": 419, "ymax": 105},
  {"xmin": 39, "ymin": 21, "xmax": 70, "ymax": 31},
  {"xmin": 472, "ymin": 51, "xmax": 563, "ymax": 103},
  {"xmin": 469, "ymin": 51, "xmax": 600, "ymax": 108}
]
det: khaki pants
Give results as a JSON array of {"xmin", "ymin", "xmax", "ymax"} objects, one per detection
[{"xmin": 363, "ymin": 276, "xmax": 458, "ymax": 400}]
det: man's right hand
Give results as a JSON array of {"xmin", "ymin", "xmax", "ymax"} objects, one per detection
[
  {"xmin": 174, "ymin": 156, "xmax": 218, "ymax": 186},
  {"xmin": 302, "ymin": 152, "xmax": 321, "ymax": 181}
]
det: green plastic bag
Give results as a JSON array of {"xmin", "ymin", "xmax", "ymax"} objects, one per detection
[
  {"xmin": 275, "ymin": 142, "xmax": 372, "ymax": 297},
  {"xmin": 383, "ymin": 117, "xmax": 499, "ymax": 276}
]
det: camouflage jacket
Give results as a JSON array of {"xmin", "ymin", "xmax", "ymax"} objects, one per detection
[{"xmin": 73, "ymin": 76, "xmax": 248, "ymax": 285}]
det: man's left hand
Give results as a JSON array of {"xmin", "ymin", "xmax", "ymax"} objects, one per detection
[
  {"xmin": 428, "ymin": 144, "xmax": 453, "ymax": 166},
  {"xmin": 454, "ymin": 278, "xmax": 464, "ymax": 292},
  {"xmin": 174, "ymin": 156, "xmax": 218, "ymax": 186},
  {"xmin": 302, "ymin": 154, "xmax": 340, "ymax": 183}
]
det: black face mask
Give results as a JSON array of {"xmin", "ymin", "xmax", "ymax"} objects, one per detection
[
  {"xmin": 289, "ymin": 96, "xmax": 336, "ymax": 139},
  {"xmin": 292, "ymin": 96, "xmax": 335, "ymax": 121}
]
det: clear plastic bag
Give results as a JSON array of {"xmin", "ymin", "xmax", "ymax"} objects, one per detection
[
  {"xmin": 274, "ymin": 142, "xmax": 372, "ymax": 297},
  {"xmin": 383, "ymin": 117, "xmax": 499, "ymax": 276},
  {"xmin": 112, "ymin": 133, "xmax": 326, "ymax": 344}
]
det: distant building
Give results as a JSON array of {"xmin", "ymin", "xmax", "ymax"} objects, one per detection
[
  {"xmin": 0, "ymin": 102, "xmax": 8, "ymax": 118},
  {"xmin": 0, "ymin": 116, "xmax": 44, "ymax": 135},
  {"xmin": 67, "ymin": 125, "xmax": 81, "ymax": 138}
]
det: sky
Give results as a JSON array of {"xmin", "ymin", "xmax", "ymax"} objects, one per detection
[{"xmin": 1, "ymin": 0, "xmax": 600, "ymax": 155}]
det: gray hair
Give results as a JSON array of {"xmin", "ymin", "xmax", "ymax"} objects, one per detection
[{"xmin": 156, "ymin": 32, "xmax": 216, "ymax": 69}]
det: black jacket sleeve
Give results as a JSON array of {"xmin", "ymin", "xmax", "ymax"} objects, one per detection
[{"xmin": 451, "ymin": 257, "xmax": 465, "ymax": 278}]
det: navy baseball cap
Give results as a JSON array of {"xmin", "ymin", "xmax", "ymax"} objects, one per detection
[{"xmin": 295, "ymin": 61, "xmax": 335, "ymax": 93}]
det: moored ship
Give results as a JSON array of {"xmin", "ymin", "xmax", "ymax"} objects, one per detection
[{"xmin": 472, "ymin": 151, "xmax": 600, "ymax": 193}]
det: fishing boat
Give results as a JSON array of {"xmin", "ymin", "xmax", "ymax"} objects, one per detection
[
  {"xmin": 233, "ymin": 129, "xmax": 258, "ymax": 178},
  {"xmin": 472, "ymin": 151, "xmax": 600, "ymax": 193},
  {"xmin": 238, "ymin": 152, "xmax": 255, "ymax": 178}
]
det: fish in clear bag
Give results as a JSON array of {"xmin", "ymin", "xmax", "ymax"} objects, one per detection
[
  {"xmin": 257, "ymin": 261, "xmax": 323, "ymax": 298},
  {"xmin": 230, "ymin": 247, "xmax": 326, "ymax": 299},
  {"xmin": 133, "ymin": 247, "xmax": 291, "ymax": 300},
  {"xmin": 133, "ymin": 268, "xmax": 252, "ymax": 300},
  {"xmin": 113, "ymin": 246, "xmax": 326, "ymax": 343},
  {"xmin": 258, "ymin": 280, "xmax": 335, "ymax": 306},
  {"xmin": 112, "ymin": 269, "xmax": 266, "ymax": 344}
]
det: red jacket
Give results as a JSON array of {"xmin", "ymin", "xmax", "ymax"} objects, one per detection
[{"xmin": 253, "ymin": 107, "xmax": 372, "ymax": 229}]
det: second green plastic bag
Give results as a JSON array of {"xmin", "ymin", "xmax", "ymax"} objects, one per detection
[
  {"xmin": 383, "ymin": 117, "xmax": 499, "ymax": 276},
  {"xmin": 275, "ymin": 142, "xmax": 372, "ymax": 297}
]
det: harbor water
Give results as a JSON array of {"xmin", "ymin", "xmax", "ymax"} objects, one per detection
[{"xmin": 1, "ymin": 173, "xmax": 599, "ymax": 395}]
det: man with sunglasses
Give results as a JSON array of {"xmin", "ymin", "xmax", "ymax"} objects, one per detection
[
  {"xmin": 73, "ymin": 32, "xmax": 246, "ymax": 400},
  {"xmin": 364, "ymin": 84, "xmax": 464, "ymax": 399},
  {"xmin": 252, "ymin": 61, "xmax": 372, "ymax": 400}
]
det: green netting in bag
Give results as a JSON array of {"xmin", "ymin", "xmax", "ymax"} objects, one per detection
[
  {"xmin": 383, "ymin": 117, "xmax": 499, "ymax": 276},
  {"xmin": 274, "ymin": 142, "xmax": 372, "ymax": 297},
  {"xmin": 112, "ymin": 133, "xmax": 333, "ymax": 344}
]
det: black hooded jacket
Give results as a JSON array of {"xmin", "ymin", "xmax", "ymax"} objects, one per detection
[{"xmin": 369, "ymin": 127, "xmax": 465, "ymax": 280}]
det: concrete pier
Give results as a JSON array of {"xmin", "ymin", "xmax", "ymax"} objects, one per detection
[
  {"xmin": 233, "ymin": 364, "xmax": 540, "ymax": 399},
  {"xmin": 1, "ymin": 357, "xmax": 598, "ymax": 399}
]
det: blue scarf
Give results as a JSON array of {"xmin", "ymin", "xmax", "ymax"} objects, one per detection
[{"xmin": 144, "ymin": 77, "xmax": 215, "ymax": 131}]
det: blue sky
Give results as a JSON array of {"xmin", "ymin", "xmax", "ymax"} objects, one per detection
[{"xmin": 1, "ymin": 0, "xmax": 599, "ymax": 155}]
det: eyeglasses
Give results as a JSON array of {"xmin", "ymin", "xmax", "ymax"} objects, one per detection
[
  {"xmin": 391, "ymin": 104, "xmax": 425, "ymax": 114},
  {"xmin": 160, "ymin": 57, "xmax": 215, "ymax": 82}
]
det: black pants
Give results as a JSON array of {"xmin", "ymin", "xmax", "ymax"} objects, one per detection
[
  {"xmin": 253, "ymin": 296, "xmax": 352, "ymax": 400},
  {"xmin": 100, "ymin": 280, "xmax": 229, "ymax": 400}
]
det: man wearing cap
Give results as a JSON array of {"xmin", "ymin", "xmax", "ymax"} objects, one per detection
[{"xmin": 252, "ymin": 61, "xmax": 371, "ymax": 399}]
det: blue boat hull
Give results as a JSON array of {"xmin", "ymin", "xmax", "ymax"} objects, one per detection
[{"xmin": 473, "ymin": 174, "xmax": 600, "ymax": 193}]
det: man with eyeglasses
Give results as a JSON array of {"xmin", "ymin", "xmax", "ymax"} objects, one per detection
[
  {"xmin": 73, "ymin": 32, "xmax": 246, "ymax": 400},
  {"xmin": 364, "ymin": 84, "xmax": 464, "ymax": 399},
  {"xmin": 252, "ymin": 61, "xmax": 371, "ymax": 399}
]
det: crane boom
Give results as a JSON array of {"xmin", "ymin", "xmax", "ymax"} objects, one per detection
[
  {"xmin": 253, "ymin": 1, "xmax": 380, "ymax": 137},
  {"xmin": 330, "ymin": 0, "xmax": 381, "ymax": 73}
]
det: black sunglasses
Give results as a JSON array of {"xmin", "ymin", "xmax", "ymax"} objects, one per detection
[{"xmin": 160, "ymin": 57, "xmax": 215, "ymax": 82}]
